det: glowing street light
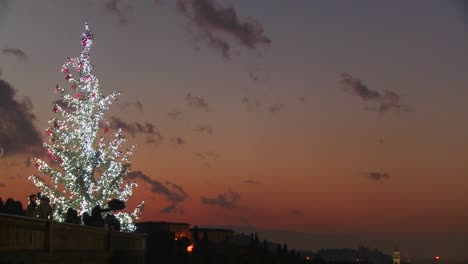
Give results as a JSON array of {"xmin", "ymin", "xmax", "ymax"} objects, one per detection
[{"xmin": 187, "ymin": 243, "xmax": 194, "ymax": 253}]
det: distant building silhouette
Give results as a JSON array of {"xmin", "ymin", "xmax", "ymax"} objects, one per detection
[
  {"xmin": 189, "ymin": 227, "xmax": 234, "ymax": 244},
  {"xmin": 138, "ymin": 221, "xmax": 191, "ymax": 239},
  {"xmin": 393, "ymin": 246, "xmax": 401, "ymax": 264}
]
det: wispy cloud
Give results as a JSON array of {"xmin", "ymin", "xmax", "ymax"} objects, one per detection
[
  {"xmin": 194, "ymin": 151, "xmax": 219, "ymax": 166},
  {"xmin": 185, "ymin": 93, "xmax": 209, "ymax": 110},
  {"xmin": 2, "ymin": 48, "xmax": 28, "ymax": 61},
  {"xmin": 104, "ymin": 117, "xmax": 156, "ymax": 137},
  {"xmin": 105, "ymin": 0, "xmax": 132, "ymax": 25},
  {"xmin": 121, "ymin": 100, "xmax": 143, "ymax": 112},
  {"xmin": 102, "ymin": 117, "xmax": 163, "ymax": 144},
  {"xmin": 52, "ymin": 100, "xmax": 73, "ymax": 112},
  {"xmin": 127, "ymin": 170, "xmax": 188, "ymax": 213},
  {"xmin": 193, "ymin": 124, "xmax": 214, "ymax": 135},
  {"xmin": 268, "ymin": 103, "xmax": 285, "ymax": 114},
  {"xmin": 167, "ymin": 110, "xmax": 182, "ymax": 120},
  {"xmin": 171, "ymin": 137, "xmax": 185, "ymax": 145},
  {"xmin": 244, "ymin": 179, "xmax": 260, "ymax": 185},
  {"xmin": 241, "ymin": 97, "xmax": 261, "ymax": 111},
  {"xmin": 248, "ymin": 68, "xmax": 270, "ymax": 83},
  {"xmin": 366, "ymin": 171, "xmax": 391, "ymax": 182},
  {"xmin": 201, "ymin": 189, "xmax": 240, "ymax": 209},
  {"xmin": 340, "ymin": 73, "xmax": 409, "ymax": 113},
  {"xmin": 176, "ymin": 0, "xmax": 271, "ymax": 59},
  {"xmin": 0, "ymin": 79, "xmax": 42, "ymax": 156}
]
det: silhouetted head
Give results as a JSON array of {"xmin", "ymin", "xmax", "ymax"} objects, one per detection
[
  {"xmin": 41, "ymin": 196, "xmax": 50, "ymax": 205},
  {"xmin": 91, "ymin": 205, "xmax": 101, "ymax": 217},
  {"xmin": 29, "ymin": 194, "xmax": 37, "ymax": 202}
]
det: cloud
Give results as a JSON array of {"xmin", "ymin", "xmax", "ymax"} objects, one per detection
[
  {"xmin": 185, "ymin": 93, "xmax": 209, "ymax": 110},
  {"xmin": 244, "ymin": 179, "xmax": 260, "ymax": 185},
  {"xmin": 52, "ymin": 100, "xmax": 74, "ymax": 112},
  {"xmin": 194, "ymin": 151, "xmax": 219, "ymax": 166},
  {"xmin": 241, "ymin": 96, "xmax": 261, "ymax": 111},
  {"xmin": 0, "ymin": 79, "xmax": 42, "ymax": 156},
  {"xmin": 200, "ymin": 189, "xmax": 240, "ymax": 209},
  {"xmin": 248, "ymin": 68, "xmax": 270, "ymax": 83},
  {"xmin": 340, "ymin": 73, "xmax": 409, "ymax": 113},
  {"xmin": 2, "ymin": 48, "xmax": 28, "ymax": 61},
  {"xmin": 146, "ymin": 133, "xmax": 164, "ymax": 145},
  {"xmin": 193, "ymin": 124, "xmax": 213, "ymax": 135},
  {"xmin": 176, "ymin": 0, "xmax": 271, "ymax": 59},
  {"xmin": 167, "ymin": 110, "xmax": 182, "ymax": 120},
  {"xmin": 268, "ymin": 103, "xmax": 285, "ymax": 113},
  {"xmin": 105, "ymin": 0, "xmax": 132, "ymax": 25},
  {"xmin": 127, "ymin": 170, "xmax": 188, "ymax": 213},
  {"xmin": 121, "ymin": 100, "xmax": 143, "ymax": 112},
  {"xmin": 170, "ymin": 137, "xmax": 185, "ymax": 145},
  {"xmin": 104, "ymin": 116, "xmax": 159, "ymax": 137},
  {"xmin": 102, "ymin": 117, "xmax": 163, "ymax": 145},
  {"xmin": 366, "ymin": 172, "xmax": 391, "ymax": 181}
]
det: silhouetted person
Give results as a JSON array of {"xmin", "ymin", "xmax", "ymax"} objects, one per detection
[
  {"xmin": 104, "ymin": 213, "xmax": 121, "ymax": 231},
  {"xmin": 193, "ymin": 225, "xmax": 200, "ymax": 243},
  {"xmin": 26, "ymin": 194, "xmax": 37, "ymax": 217},
  {"xmin": 283, "ymin": 243, "xmax": 288, "ymax": 254},
  {"xmin": 64, "ymin": 208, "xmax": 80, "ymax": 224},
  {"xmin": 2, "ymin": 198, "xmax": 25, "ymax": 216},
  {"xmin": 82, "ymin": 212, "xmax": 92, "ymax": 226},
  {"xmin": 83, "ymin": 205, "xmax": 105, "ymax": 227},
  {"xmin": 254, "ymin": 232, "xmax": 260, "ymax": 246},
  {"xmin": 33, "ymin": 196, "xmax": 53, "ymax": 220}
]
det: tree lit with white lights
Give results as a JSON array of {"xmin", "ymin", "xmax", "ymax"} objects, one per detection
[{"xmin": 30, "ymin": 22, "xmax": 143, "ymax": 231}]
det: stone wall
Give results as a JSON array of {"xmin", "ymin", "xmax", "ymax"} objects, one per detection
[{"xmin": 0, "ymin": 213, "xmax": 146, "ymax": 264}]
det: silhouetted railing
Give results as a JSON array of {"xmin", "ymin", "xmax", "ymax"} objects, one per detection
[{"xmin": 0, "ymin": 213, "xmax": 146, "ymax": 263}]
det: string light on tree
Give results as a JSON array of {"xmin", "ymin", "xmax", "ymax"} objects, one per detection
[{"xmin": 30, "ymin": 22, "xmax": 144, "ymax": 232}]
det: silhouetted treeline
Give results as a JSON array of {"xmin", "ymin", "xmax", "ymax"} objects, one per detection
[
  {"xmin": 312, "ymin": 247, "xmax": 392, "ymax": 264},
  {"xmin": 0, "ymin": 197, "xmax": 25, "ymax": 216}
]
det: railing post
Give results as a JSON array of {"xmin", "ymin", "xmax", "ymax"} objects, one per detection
[
  {"xmin": 45, "ymin": 220, "xmax": 54, "ymax": 254},
  {"xmin": 107, "ymin": 228, "xmax": 112, "ymax": 253}
]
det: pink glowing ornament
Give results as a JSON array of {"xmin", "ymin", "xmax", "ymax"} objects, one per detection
[{"xmin": 77, "ymin": 92, "xmax": 83, "ymax": 99}]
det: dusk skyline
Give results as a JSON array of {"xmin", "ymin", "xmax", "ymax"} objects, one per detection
[{"xmin": 0, "ymin": 0, "xmax": 467, "ymax": 261}]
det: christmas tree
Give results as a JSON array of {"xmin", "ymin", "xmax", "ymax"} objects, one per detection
[{"xmin": 30, "ymin": 22, "xmax": 143, "ymax": 232}]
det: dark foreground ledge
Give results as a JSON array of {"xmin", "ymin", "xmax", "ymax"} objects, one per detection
[{"xmin": 0, "ymin": 213, "xmax": 146, "ymax": 264}]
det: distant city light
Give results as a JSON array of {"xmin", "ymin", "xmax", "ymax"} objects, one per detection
[
  {"xmin": 435, "ymin": 256, "xmax": 440, "ymax": 260},
  {"xmin": 306, "ymin": 256, "xmax": 310, "ymax": 260}
]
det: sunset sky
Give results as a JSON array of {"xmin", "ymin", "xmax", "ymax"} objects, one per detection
[{"xmin": 0, "ymin": 0, "xmax": 467, "ymax": 260}]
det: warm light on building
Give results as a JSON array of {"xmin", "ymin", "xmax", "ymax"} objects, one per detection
[{"xmin": 187, "ymin": 243, "xmax": 194, "ymax": 253}]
